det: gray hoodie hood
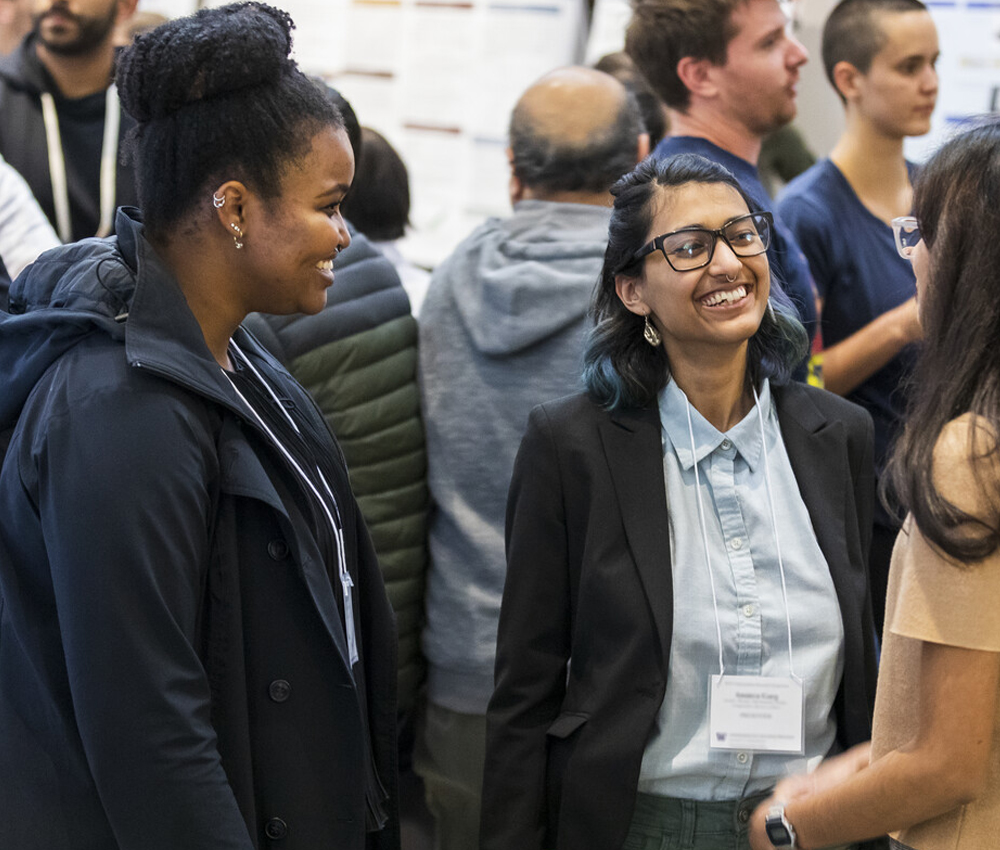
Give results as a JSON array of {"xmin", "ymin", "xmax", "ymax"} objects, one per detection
[{"xmin": 439, "ymin": 199, "xmax": 611, "ymax": 356}]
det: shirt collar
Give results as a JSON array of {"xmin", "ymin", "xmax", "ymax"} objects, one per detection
[{"xmin": 658, "ymin": 378, "xmax": 773, "ymax": 472}]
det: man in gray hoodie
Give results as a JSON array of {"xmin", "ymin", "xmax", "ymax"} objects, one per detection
[{"xmin": 415, "ymin": 66, "xmax": 648, "ymax": 850}]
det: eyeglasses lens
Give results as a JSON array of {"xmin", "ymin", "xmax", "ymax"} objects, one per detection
[
  {"xmin": 660, "ymin": 214, "xmax": 771, "ymax": 271},
  {"xmin": 724, "ymin": 214, "xmax": 770, "ymax": 257},
  {"xmin": 892, "ymin": 217, "xmax": 920, "ymax": 260}
]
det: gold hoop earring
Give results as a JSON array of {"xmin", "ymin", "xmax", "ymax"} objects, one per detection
[{"xmin": 643, "ymin": 314, "xmax": 661, "ymax": 347}]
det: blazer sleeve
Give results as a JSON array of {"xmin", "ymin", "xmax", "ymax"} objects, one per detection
[
  {"xmin": 19, "ymin": 380, "xmax": 254, "ymax": 850},
  {"xmin": 481, "ymin": 404, "xmax": 573, "ymax": 850},
  {"xmin": 838, "ymin": 398, "xmax": 880, "ymax": 748}
]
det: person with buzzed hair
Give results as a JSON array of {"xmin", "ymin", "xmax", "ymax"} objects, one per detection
[
  {"xmin": 778, "ymin": 0, "xmax": 937, "ymax": 638},
  {"xmin": 415, "ymin": 65, "xmax": 647, "ymax": 850}
]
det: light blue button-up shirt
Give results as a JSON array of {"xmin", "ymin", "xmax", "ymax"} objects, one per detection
[{"xmin": 638, "ymin": 379, "xmax": 844, "ymax": 800}]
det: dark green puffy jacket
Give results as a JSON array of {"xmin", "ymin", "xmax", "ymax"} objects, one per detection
[{"xmin": 244, "ymin": 227, "xmax": 429, "ymax": 717}]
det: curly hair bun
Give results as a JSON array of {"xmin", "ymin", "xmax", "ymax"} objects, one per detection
[{"xmin": 117, "ymin": 2, "xmax": 297, "ymax": 123}]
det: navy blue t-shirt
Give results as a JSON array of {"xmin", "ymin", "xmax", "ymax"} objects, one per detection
[
  {"xmin": 778, "ymin": 158, "xmax": 918, "ymax": 527},
  {"xmin": 653, "ymin": 136, "xmax": 819, "ymax": 351}
]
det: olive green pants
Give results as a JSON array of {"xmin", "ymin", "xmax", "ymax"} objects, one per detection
[{"xmin": 412, "ymin": 700, "xmax": 486, "ymax": 850}]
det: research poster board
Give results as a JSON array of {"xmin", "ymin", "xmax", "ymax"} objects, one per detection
[
  {"xmin": 584, "ymin": 0, "xmax": 629, "ymax": 64},
  {"xmin": 195, "ymin": 0, "xmax": 586, "ymax": 267},
  {"xmin": 138, "ymin": 0, "xmax": 198, "ymax": 19},
  {"xmin": 904, "ymin": 0, "xmax": 1000, "ymax": 162},
  {"xmin": 138, "ymin": 0, "xmax": 998, "ymax": 265}
]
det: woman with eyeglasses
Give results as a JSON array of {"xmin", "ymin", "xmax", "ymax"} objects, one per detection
[
  {"xmin": 747, "ymin": 116, "xmax": 1000, "ymax": 850},
  {"xmin": 480, "ymin": 154, "xmax": 879, "ymax": 850}
]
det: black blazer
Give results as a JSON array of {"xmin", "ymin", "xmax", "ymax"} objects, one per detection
[{"xmin": 481, "ymin": 382, "xmax": 879, "ymax": 850}]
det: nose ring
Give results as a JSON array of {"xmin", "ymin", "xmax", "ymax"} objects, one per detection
[{"xmin": 725, "ymin": 272, "xmax": 738, "ymax": 283}]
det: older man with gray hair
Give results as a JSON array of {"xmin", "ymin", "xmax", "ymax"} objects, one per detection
[{"xmin": 415, "ymin": 65, "xmax": 647, "ymax": 850}]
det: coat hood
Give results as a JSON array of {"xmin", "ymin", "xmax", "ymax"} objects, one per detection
[
  {"xmin": 431, "ymin": 199, "xmax": 611, "ymax": 356},
  {"xmin": 0, "ymin": 35, "xmax": 53, "ymax": 97},
  {"xmin": 0, "ymin": 213, "xmax": 138, "ymax": 434},
  {"xmin": 0, "ymin": 207, "xmax": 230, "ymax": 438}
]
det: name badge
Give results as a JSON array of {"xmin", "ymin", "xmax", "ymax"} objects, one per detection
[{"xmin": 709, "ymin": 675, "xmax": 804, "ymax": 754}]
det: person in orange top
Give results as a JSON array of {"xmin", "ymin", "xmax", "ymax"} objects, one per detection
[{"xmin": 750, "ymin": 114, "xmax": 1000, "ymax": 850}]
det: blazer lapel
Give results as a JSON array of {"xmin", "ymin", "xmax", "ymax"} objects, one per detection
[
  {"xmin": 775, "ymin": 385, "xmax": 852, "ymax": 597},
  {"xmin": 598, "ymin": 404, "xmax": 673, "ymax": 670}
]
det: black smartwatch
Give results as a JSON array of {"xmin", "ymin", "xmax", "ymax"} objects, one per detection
[{"xmin": 764, "ymin": 804, "xmax": 797, "ymax": 848}]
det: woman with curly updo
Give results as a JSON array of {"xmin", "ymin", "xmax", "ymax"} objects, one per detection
[{"xmin": 0, "ymin": 4, "xmax": 399, "ymax": 849}]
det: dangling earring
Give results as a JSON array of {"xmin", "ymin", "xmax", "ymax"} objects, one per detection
[
  {"xmin": 767, "ymin": 298, "xmax": 776, "ymax": 321},
  {"xmin": 643, "ymin": 313, "xmax": 661, "ymax": 347},
  {"xmin": 231, "ymin": 222, "xmax": 244, "ymax": 250},
  {"xmin": 212, "ymin": 192, "xmax": 225, "ymax": 209}
]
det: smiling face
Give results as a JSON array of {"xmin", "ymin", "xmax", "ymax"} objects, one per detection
[
  {"xmin": 240, "ymin": 124, "xmax": 354, "ymax": 317},
  {"xmin": 852, "ymin": 10, "xmax": 939, "ymax": 139},
  {"xmin": 712, "ymin": 0, "xmax": 808, "ymax": 137},
  {"xmin": 617, "ymin": 180, "xmax": 770, "ymax": 366}
]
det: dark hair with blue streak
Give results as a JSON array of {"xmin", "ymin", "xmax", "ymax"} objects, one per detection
[{"xmin": 583, "ymin": 154, "xmax": 809, "ymax": 410}]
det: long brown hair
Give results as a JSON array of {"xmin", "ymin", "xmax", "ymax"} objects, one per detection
[{"xmin": 886, "ymin": 116, "xmax": 1000, "ymax": 561}]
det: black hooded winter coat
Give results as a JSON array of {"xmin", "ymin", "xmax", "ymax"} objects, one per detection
[{"xmin": 0, "ymin": 208, "xmax": 400, "ymax": 850}]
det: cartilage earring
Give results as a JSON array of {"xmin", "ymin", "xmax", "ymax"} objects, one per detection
[
  {"xmin": 212, "ymin": 192, "xmax": 225, "ymax": 209},
  {"xmin": 231, "ymin": 222, "xmax": 244, "ymax": 250},
  {"xmin": 643, "ymin": 314, "xmax": 662, "ymax": 347}
]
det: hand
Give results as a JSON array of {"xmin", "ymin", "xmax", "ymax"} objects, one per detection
[
  {"xmin": 772, "ymin": 771, "xmax": 815, "ymax": 803},
  {"xmin": 749, "ymin": 797, "xmax": 776, "ymax": 850},
  {"xmin": 749, "ymin": 745, "xmax": 872, "ymax": 850}
]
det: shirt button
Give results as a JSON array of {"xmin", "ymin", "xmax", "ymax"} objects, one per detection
[
  {"xmin": 268, "ymin": 679, "xmax": 291, "ymax": 703},
  {"xmin": 264, "ymin": 817, "xmax": 288, "ymax": 840},
  {"xmin": 731, "ymin": 537, "xmax": 743, "ymax": 550},
  {"xmin": 743, "ymin": 604, "xmax": 755, "ymax": 617},
  {"xmin": 267, "ymin": 539, "xmax": 289, "ymax": 561},
  {"xmin": 736, "ymin": 751, "xmax": 749, "ymax": 764},
  {"xmin": 721, "ymin": 439, "xmax": 733, "ymax": 450},
  {"xmin": 738, "ymin": 804, "xmax": 752, "ymax": 823}
]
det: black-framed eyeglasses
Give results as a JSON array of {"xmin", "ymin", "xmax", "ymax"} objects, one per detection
[
  {"xmin": 628, "ymin": 211, "xmax": 774, "ymax": 273},
  {"xmin": 891, "ymin": 216, "xmax": 921, "ymax": 260}
]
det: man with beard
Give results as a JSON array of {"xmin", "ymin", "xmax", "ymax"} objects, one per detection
[{"xmin": 0, "ymin": 0, "xmax": 139, "ymax": 243}]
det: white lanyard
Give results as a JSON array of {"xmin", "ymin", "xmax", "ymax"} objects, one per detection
[
  {"xmin": 223, "ymin": 342, "xmax": 359, "ymax": 667},
  {"xmin": 685, "ymin": 385, "xmax": 796, "ymax": 679},
  {"xmin": 40, "ymin": 84, "xmax": 120, "ymax": 242}
]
